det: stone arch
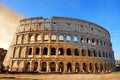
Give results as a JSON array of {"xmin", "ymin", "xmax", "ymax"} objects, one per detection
[
  {"xmin": 34, "ymin": 62, "xmax": 38, "ymax": 71},
  {"xmin": 75, "ymin": 63, "xmax": 79, "ymax": 72},
  {"xmin": 67, "ymin": 62, "xmax": 72, "ymax": 72},
  {"xmin": 35, "ymin": 47, "xmax": 40, "ymax": 55},
  {"xmin": 51, "ymin": 47, "xmax": 56, "ymax": 55},
  {"xmin": 58, "ymin": 48, "xmax": 64, "ymax": 55},
  {"xmin": 51, "ymin": 35, "xmax": 57, "ymax": 41},
  {"xmin": 100, "ymin": 63, "xmax": 103, "ymax": 72},
  {"xmin": 93, "ymin": 50, "xmax": 97, "ymax": 57},
  {"xmin": 83, "ymin": 63, "xmax": 87, "ymax": 72},
  {"xmin": 95, "ymin": 63, "xmax": 98, "ymax": 73},
  {"xmin": 59, "ymin": 35, "xmax": 64, "ymax": 41},
  {"xmin": 73, "ymin": 36, "xmax": 78, "ymax": 42},
  {"xmin": 44, "ymin": 35, "xmax": 49, "ymax": 41},
  {"xmin": 66, "ymin": 35, "xmax": 71, "ymax": 42},
  {"xmin": 25, "ymin": 62, "xmax": 30, "ymax": 72},
  {"xmin": 28, "ymin": 48, "xmax": 32, "ymax": 55},
  {"xmin": 43, "ymin": 47, "xmax": 48, "ymax": 55},
  {"xmin": 42, "ymin": 62, "xmax": 47, "ymax": 72},
  {"xmin": 58, "ymin": 62, "xmax": 64, "ymax": 72},
  {"xmin": 88, "ymin": 50, "xmax": 92, "ymax": 56},
  {"xmin": 81, "ymin": 49, "xmax": 85, "ymax": 56},
  {"xmin": 89, "ymin": 63, "xmax": 93, "ymax": 72},
  {"xmin": 50, "ymin": 62, "xmax": 56, "ymax": 72},
  {"xmin": 67, "ymin": 48, "xmax": 71, "ymax": 55},
  {"xmin": 74, "ymin": 48, "xmax": 79, "ymax": 56}
]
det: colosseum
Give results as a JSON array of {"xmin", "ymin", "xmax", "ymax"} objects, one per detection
[{"xmin": 3, "ymin": 16, "xmax": 115, "ymax": 73}]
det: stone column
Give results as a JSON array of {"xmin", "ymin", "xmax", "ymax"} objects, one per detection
[
  {"xmin": 38, "ymin": 60, "xmax": 41, "ymax": 73},
  {"xmin": 47, "ymin": 61, "xmax": 50, "ymax": 72},
  {"xmin": 56, "ymin": 62, "xmax": 58, "ymax": 72},
  {"xmin": 48, "ymin": 46, "xmax": 50, "ymax": 56},
  {"xmin": 63, "ymin": 62, "xmax": 67, "ymax": 73}
]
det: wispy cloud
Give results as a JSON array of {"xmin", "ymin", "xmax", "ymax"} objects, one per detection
[{"xmin": 0, "ymin": 4, "xmax": 23, "ymax": 49}]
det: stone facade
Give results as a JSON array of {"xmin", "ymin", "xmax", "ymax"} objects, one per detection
[{"xmin": 3, "ymin": 16, "xmax": 115, "ymax": 73}]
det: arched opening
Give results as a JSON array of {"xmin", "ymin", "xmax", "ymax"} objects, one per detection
[
  {"xmin": 98, "ymin": 51, "xmax": 101, "ymax": 57},
  {"xmin": 89, "ymin": 63, "xmax": 93, "ymax": 72},
  {"xmin": 67, "ymin": 48, "xmax": 71, "ymax": 55},
  {"xmin": 86, "ymin": 38, "xmax": 90, "ymax": 44},
  {"xmin": 34, "ymin": 62, "xmax": 38, "ymax": 71},
  {"xmin": 82, "ymin": 49, "xmax": 85, "ymax": 56},
  {"xmin": 51, "ymin": 47, "xmax": 56, "ymax": 55},
  {"xmin": 58, "ymin": 48, "xmax": 64, "ymax": 55},
  {"xmin": 88, "ymin": 50, "xmax": 91, "ymax": 56},
  {"xmin": 42, "ymin": 62, "xmax": 47, "ymax": 72},
  {"xmin": 80, "ymin": 37, "xmax": 84, "ymax": 43},
  {"xmin": 28, "ymin": 48, "xmax": 32, "ymax": 55},
  {"xmin": 67, "ymin": 62, "xmax": 72, "ymax": 72},
  {"xmin": 92, "ymin": 39, "xmax": 95, "ymax": 45},
  {"xmin": 37, "ymin": 34, "xmax": 41, "ymax": 41},
  {"xmin": 74, "ymin": 48, "xmax": 79, "ymax": 56},
  {"xmin": 35, "ymin": 48, "xmax": 40, "ymax": 55},
  {"xmin": 44, "ymin": 35, "xmax": 49, "ymax": 41},
  {"xmin": 75, "ymin": 63, "xmax": 79, "ymax": 72},
  {"xmin": 66, "ymin": 35, "xmax": 71, "ymax": 42},
  {"xmin": 25, "ymin": 62, "xmax": 30, "ymax": 72},
  {"xmin": 83, "ymin": 63, "xmax": 87, "ymax": 72},
  {"xmin": 50, "ymin": 62, "xmax": 56, "ymax": 72},
  {"xmin": 95, "ymin": 63, "xmax": 98, "ymax": 73},
  {"xmin": 73, "ymin": 36, "xmax": 78, "ymax": 42},
  {"xmin": 51, "ymin": 35, "xmax": 57, "ymax": 41},
  {"xmin": 30, "ymin": 35, "xmax": 34, "ymax": 42},
  {"xmin": 59, "ymin": 35, "xmax": 64, "ymax": 41},
  {"xmin": 93, "ymin": 50, "xmax": 97, "ymax": 57},
  {"xmin": 100, "ymin": 63, "xmax": 103, "ymax": 72},
  {"xmin": 43, "ymin": 47, "xmax": 48, "ymax": 55},
  {"xmin": 58, "ymin": 62, "xmax": 64, "ymax": 72}
]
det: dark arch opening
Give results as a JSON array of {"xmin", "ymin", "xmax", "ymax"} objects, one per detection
[
  {"xmin": 75, "ymin": 63, "xmax": 79, "ymax": 72},
  {"xmin": 42, "ymin": 62, "xmax": 47, "ymax": 72},
  {"xmin": 35, "ymin": 48, "xmax": 40, "ymax": 55},
  {"xmin": 28, "ymin": 48, "xmax": 32, "ymax": 55},
  {"xmin": 58, "ymin": 48, "xmax": 64, "ymax": 55},
  {"xmin": 43, "ymin": 47, "xmax": 48, "ymax": 55},
  {"xmin": 51, "ymin": 47, "xmax": 56, "ymax": 55},
  {"xmin": 34, "ymin": 62, "xmax": 38, "ymax": 71},
  {"xmin": 67, "ymin": 48, "xmax": 71, "ymax": 55},
  {"xmin": 50, "ymin": 62, "xmax": 56, "ymax": 72},
  {"xmin": 82, "ymin": 49, "xmax": 85, "ymax": 56},
  {"xmin": 25, "ymin": 62, "xmax": 30, "ymax": 72},
  {"xmin": 67, "ymin": 62, "xmax": 72, "ymax": 72},
  {"xmin": 83, "ymin": 63, "xmax": 87, "ymax": 72},
  {"xmin": 74, "ymin": 49, "xmax": 79, "ymax": 56},
  {"xmin": 58, "ymin": 62, "xmax": 64, "ymax": 72}
]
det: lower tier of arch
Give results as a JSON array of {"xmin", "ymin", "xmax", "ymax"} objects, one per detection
[{"xmin": 10, "ymin": 59, "xmax": 115, "ymax": 73}]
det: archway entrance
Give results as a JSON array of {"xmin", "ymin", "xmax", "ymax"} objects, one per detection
[
  {"xmin": 42, "ymin": 62, "xmax": 47, "ymax": 72},
  {"xmin": 67, "ymin": 62, "xmax": 72, "ymax": 72},
  {"xmin": 25, "ymin": 62, "xmax": 30, "ymax": 72},
  {"xmin": 75, "ymin": 63, "xmax": 79, "ymax": 72},
  {"xmin": 58, "ymin": 62, "xmax": 64, "ymax": 72},
  {"xmin": 34, "ymin": 62, "xmax": 38, "ymax": 71},
  {"xmin": 83, "ymin": 63, "xmax": 87, "ymax": 72},
  {"xmin": 50, "ymin": 62, "xmax": 56, "ymax": 72}
]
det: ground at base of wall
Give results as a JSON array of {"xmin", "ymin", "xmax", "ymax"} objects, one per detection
[{"xmin": 0, "ymin": 72, "xmax": 120, "ymax": 80}]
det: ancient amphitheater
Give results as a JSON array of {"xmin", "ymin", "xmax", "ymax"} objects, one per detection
[{"xmin": 3, "ymin": 16, "xmax": 115, "ymax": 73}]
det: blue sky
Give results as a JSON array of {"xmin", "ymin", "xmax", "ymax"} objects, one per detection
[{"xmin": 0, "ymin": 0, "xmax": 120, "ymax": 60}]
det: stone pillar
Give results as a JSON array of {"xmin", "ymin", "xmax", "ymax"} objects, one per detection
[
  {"xmin": 38, "ymin": 60, "xmax": 41, "ymax": 73},
  {"xmin": 47, "ymin": 61, "xmax": 50, "ymax": 72},
  {"xmin": 64, "ymin": 62, "xmax": 67, "ymax": 73},
  {"xmin": 48, "ymin": 46, "xmax": 50, "ymax": 56},
  {"xmin": 56, "ymin": 62, "xmax": 58, "ymax": 72},
  {"xmin": 80, "ymin": 63, "xmax": 83, "ymax": 73}
]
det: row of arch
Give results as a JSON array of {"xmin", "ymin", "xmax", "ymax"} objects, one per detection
[
  {"xmin": 17, "ymin": 33, "xmax": 111, "ymax": 48},
  {"xmin": 24, "ymin": 61, "xmax": 114, "ymax": 73},
  {"xmin": 27, "ymin": 47, "xmax": 113, "ymax": 58}
]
